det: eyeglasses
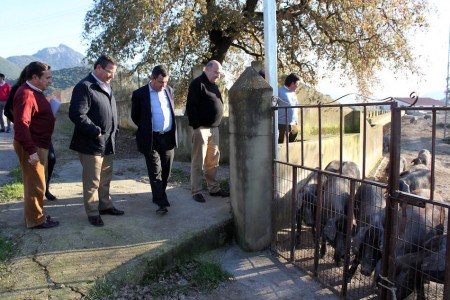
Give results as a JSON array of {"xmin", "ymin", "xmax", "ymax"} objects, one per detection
[{"xmin": 102, "ymin": 67, "xmax": 116, "ymax": 76}]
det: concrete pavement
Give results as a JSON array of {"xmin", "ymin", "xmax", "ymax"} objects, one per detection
[{"xmin": 0, "ymin": 130, "xmax": 337, "ymax": 299}]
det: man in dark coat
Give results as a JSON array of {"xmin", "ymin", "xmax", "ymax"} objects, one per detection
[
  {"xmin": 186, "ymin": 60, "xmax": 229, "ymax": 203},
  {"xmin": 69, "ymin": 54, "xmax": 124, "ymax": 227},
  {"xmin": 131, "ymin": 65, "xmax": 177, "ymax": 214}
]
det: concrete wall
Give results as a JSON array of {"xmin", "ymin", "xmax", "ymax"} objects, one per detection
[
  {"xmin": 63, "ymin": 99, "xmax": 383, "ymax": 174},
  {"xmin": 115, "ymin": 99, "xmax": 230, "ymax": 163},
  {"xmin": 277, "ymin": 123, "xmax": 383, "ymax": 182}
]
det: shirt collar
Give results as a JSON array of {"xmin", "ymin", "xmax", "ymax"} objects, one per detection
[
  {"xmin": 26, "ymin": 81, "xmax": 43, "ymax": 93},
  {"xmin": 91, "ymin": 72, "xmax": 106, "ymax": 85},
  {"xmin": 148, "ymin": 83, "xmax": 161, "ymax": 93}
]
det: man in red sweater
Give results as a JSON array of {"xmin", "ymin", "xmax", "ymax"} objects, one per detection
[
  {"xmin": 0, "ymin": 73, "xmax": 12, "ymax": 132},
  {"xmin": 13, "ymin": 62, "xmax": 59, "ymax": 229}
]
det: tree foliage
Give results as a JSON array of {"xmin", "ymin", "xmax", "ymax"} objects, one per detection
[{"xmin": 83, "ymin": 0, "xmax": 430, "ymax": 101}]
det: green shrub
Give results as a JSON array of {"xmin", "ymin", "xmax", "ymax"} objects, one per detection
[
  {"xmin": 0, "ymin": 166, "xmax": 23, "ymax": 203},
  {"xmin": 86, "ymin": 277, "xmax": 116, "ymax": 300},
  {"xmin": 0, "ymin": 236, "xmax": 14, "ymax": 262}
]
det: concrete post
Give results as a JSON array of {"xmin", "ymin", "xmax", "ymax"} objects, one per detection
[
  {"xmin": 251, "ymin": 61, "xmax": 264, "ymax": 73},
  {"xmin": 229, "ymin": 66, "xmax": 273, "ymax": 251}
]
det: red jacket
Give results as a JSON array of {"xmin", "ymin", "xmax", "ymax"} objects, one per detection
[
  {"xmin": 0, "ymin": 83, "xmax": 11, "ymax": 102},
  {"xmin": 13, "ymin": 83, "xmax": 55, "ymax": 155}
]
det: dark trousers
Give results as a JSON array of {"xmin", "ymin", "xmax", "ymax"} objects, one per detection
[
  {"xmin": 144, "ymin": 133, "xmax": 174, "ymax": 207},
  {"xmin": 46, "ymin": 143, "xmax": 56, "ymax": 192},
  {"xmin": 278, "ymin": 124, "xmax": 298, "ymax": 144}
]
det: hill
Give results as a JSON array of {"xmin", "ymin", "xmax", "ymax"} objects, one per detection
[
  {"xmin": 6, "ymin": 44, "xmax": 85, "ymax": 72},
  {"xmin": 5, "ymin": 55, "xmax": 36, "ymax": 71},
  {"xmin": 0, "ymin": 57, "xmax": 22, "ymax": 79},
  {"xmin": 33, "ymin": 44, "xmax": 85, "ymax": 70},
  {"xmin": 46, "ymin": 66, "xmax": 90, "ymax": 95}
]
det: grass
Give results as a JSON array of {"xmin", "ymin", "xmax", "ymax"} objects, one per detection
[
  {"xmin": 169, "ymin": 168, "xmax": 190, "ymax": 184},
  {"xmin": 143, "ymin": 258, "xmax": 233, "ymax": 298},
  {"xmin": 86, "ymin": 277, "xmax": 117, "ymax": 300},
  {"xmin": 0, "ymin": 236, "xmax": 14, "ymax": 262},
  {"xmin": 192, "ymin": 260, "xmax": 232, "ymax": 289},
  {"xmin": 0, "ymin": 166, "xmax": 23, "ymax": 203},
  {"xmin": 86, "ymin": 257, "xmax": 232, "ymax": 299}
]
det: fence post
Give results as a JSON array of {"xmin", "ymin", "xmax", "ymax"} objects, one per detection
[
  {"xmin": 229, "ymin": 66, "xmax": 273, "ymax": 251},
  {"xmin": 380, "ymin": 101, "xmax": 401, "ymax": 299}
]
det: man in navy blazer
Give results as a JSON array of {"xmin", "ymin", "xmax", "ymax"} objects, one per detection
[{"xmin": 131, "ymin": 65, "xmax": 177, "ymax": 214}]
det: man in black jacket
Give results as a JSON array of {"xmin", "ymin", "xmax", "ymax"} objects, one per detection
[
  {"xmin": 131, "ymin": 65, "xmax": 177, "ymax": 214},
  {"xmin": 186, "ymin": 60, "xmax": 229, "ymax": 203},
  {"xmin": 69, "ymin": 55, "xmax": 124, "ymax": 227}
]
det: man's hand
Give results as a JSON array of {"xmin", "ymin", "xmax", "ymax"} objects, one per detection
[{"xmin": 28, "ymin": 153, "xmax": 40, "ymax": 166}]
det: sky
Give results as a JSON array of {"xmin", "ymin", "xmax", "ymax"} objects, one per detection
[
  {"xmin": 1, "ymin": 0, "xmax": 449, "ymax": 101},
  {"xmin": 0, "ymin": 0, "xmax": 93, "ymax": 58},
  {"xmin": 316, "ymin": 0, "xmax": 450, "ymax": 101}
]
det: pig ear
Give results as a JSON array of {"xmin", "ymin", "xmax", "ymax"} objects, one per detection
[{"xmin": 324, "ymin": 218, "xmax": 337, "ymax": 241}]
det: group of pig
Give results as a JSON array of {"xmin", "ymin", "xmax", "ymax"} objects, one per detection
[{"xmin": 296, "ymin": 150, "xmax": 447, "ymax": 299}]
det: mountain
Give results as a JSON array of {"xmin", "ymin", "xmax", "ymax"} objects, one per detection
[
  {"xmin": 6, "ymin": 44, "xmax": 85, "ymax": 72},
  {"xmin": 34, "ymin": 44, "xmax": 85, "ymax": 70},
  {"xmin": 45, "ymin": 66, "xmax": 90, "ymax": 95},
  {"xmin": 6, "ymin": 55, "xmax": 37, "ymax": 70},
  {"xmin": 0, "ymin": 56, "xmax": 22, "ymax": 79}
]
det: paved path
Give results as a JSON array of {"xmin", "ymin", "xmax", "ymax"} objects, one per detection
[
  {"xmin": 0, "ymin": 131, "xmax": 337, "ymax": 299},
  {"xmin": 0, "ymin": 129, "xmax": 18, "ymax": 186}
]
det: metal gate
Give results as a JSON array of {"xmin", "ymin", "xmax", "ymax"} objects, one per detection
[{"xmin": 272, "ymin": 100, "xmax": 450, "ymax": 299}]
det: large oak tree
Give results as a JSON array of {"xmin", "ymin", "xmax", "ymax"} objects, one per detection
[{"xmin": 83, "ymin": 0, "xmax": 430, "ymax": 102}]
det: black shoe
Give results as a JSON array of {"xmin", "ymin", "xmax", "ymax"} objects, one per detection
[
  {"xmin": 5, "ymin": 128, "xmax": 10, "ymax": 133},
  {"xmin": 31, "ymin": 219, "xmax": 59, "ymax": 229},
  {"xmin": 152, "ymin": 198, "xmax": 171, "ymax": 207},
  {"xmin": 193, "ymin": 193, "xmax": 206, "ymax": 203},
  {"xmin": 209, "ymin": 189, "xmax": 230, "ymax": 197},
  {"xmin": 45, "ymin": 191, "xmax": 57, "ymax": 201},
  {"xmin": 99, "ymin": 207, "xmax": 124, "ymax": 215},
  {"xmin": 0, "ymin": 129, "xmax": 4, "ymax": 133},
  {"xmin": 88, "ymin": 215, "xmax": 104, "ymax": 227},
  {"xmin": 156, "ymin": 206, "xmax": 168, "ymax": 214}
]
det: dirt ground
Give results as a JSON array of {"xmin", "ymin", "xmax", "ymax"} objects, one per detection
[{"xmin": 375, "ymin": 111, "xmax": 450, "ymax": 201}]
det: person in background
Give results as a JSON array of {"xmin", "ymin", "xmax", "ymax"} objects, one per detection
[
  {"xmin": 13, "ymin": 61, "xmax": 59, "ymax": 229},
  {"xmin": 277, "ymin": 73, "xmax": 300, "ymax": 144},
  {"xmin": 131, "ymin": 65, "xmax": 177, "ymax": 214},
  {"xmin": 69, "ymin": 54, "xmax": 123, "ymax": 227},
  {"xmin": 0, "ymin": 73, "xmax": 12, "ymax": 133},
  {"xmin": 45, "ymin": 143, "xmax": 57, "ymax": 200},
  {"xmin": 186, "ymin": 60, "xmax": 229, "ymax": 203},
  {"xmin": 4, "ymin": 68, "xmax": 26, "ymax": 123},
  {"xmin": 5, "ymin": 66, "xmax": 58, "ymax": 201}
]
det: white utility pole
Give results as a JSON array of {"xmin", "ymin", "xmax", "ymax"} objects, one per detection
[
  {"xmin": 444, "ymin": 27, "xmax": 450, "ymax": 140},
  {"xmin": 264, "ymin": 0, "xmax": 278, "ymax": 156}
]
